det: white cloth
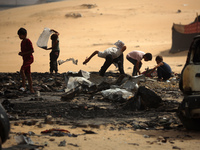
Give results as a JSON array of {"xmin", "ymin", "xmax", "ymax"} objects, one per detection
[
  {"xmin": 98, "ymin": 47, "xmax": 122, "ymax": 59},
  {"xmin": 98, "ymin": 40, "xmax": 125, "ymax": 59},
  {"xmin": 114, "ymin": 40, "xmax": 125, "ymax": 49},
  {"xmin": 58, "ymin": 58, "xmax": 78, "ymax": 65}
]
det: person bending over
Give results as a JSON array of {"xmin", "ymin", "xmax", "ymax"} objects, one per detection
[
  {"xmin": 83, "ymin": 40, "xmax": 126, "ymax": 76},
  {"xmin": 126, "ymin": 50, "xmax": 152, "ymax": 76},
  {"xmin": 149, "ymin": 55, "xmax": 172, "ymax": 81}
]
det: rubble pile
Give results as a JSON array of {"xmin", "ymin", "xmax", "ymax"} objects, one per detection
[{"xmin": 0, "ymin": 70, "xmax": 183, "ymax": 130}]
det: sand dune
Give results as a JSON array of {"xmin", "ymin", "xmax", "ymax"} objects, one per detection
[{"xmin": 0, "ymin": 0, "xmax": 200, "ymax": 74}]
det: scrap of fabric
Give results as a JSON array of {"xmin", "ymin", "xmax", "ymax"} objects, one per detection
[{"xmin": 58, "ymin": 58, "xmax": 78, "ymax": 65}]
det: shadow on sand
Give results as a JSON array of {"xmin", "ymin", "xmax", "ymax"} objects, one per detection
[{"xmin": 158, "ymin": 49, "xmax": 188, "ymax": 58}]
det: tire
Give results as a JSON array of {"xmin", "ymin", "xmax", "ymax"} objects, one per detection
[
  {"xmin": 177, "ymin": 108, "xmax": 200, "ymax": 130},
  {"xmin": 177, "ymin": 95, "xmax": 200, "ymax": 130},
  {"xmin": 0, "ymin": 104, "xmax": 10, "ymax": 144}
]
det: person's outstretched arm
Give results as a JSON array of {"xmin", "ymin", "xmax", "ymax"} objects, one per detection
[
  {"xmin": 147, "ymin": 62, "xmax": 164, "ymax": 75},
  {"xmin": 83, "ymin": 50, "xmax": 99, "ymax": 64},
  {"xmin": 46, "ymin": 40, "xmax": 58, "ymax": 50}
]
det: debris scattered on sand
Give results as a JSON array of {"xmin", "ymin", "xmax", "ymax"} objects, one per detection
[
  {"xmin": 58, "ymin": 58, "xmax": 78, "ymax": 65},
  {"xmin": 0, "ymin": 71, "xmax": 183, "ymax": 130},
  {"xmin": 81, "ymin": 4, "xmax": 97, "ymax": 9},
  {"xmin": 65, "ymin": 12, "xmax": 82, "ymax": 18}
]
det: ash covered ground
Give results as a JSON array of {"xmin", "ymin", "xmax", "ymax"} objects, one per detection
[{"xmin": 0, "ymin": 71, "xmax": 184, "ymax": 130}]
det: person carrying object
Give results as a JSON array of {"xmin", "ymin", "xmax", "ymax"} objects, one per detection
[
  {"xmin": 83, "ymin": 40, "xmax": 126, "ymax": 76},
  {"xmin": 44, "ymin": 29, "xmax": 60, "ymax": 74}
]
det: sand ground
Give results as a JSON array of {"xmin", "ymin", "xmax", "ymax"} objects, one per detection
[
  {"xmin": 1, "ymin": 0, "xmax": 199, "ymax": 75},
  {"xmin": 1, "ymin": 0, "xmax": 200, "ymax": 149},
  {"xmin": 2, "ymin": 123, "xmax": 200, "ymax": 150}
]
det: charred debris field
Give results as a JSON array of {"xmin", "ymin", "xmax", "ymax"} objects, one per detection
[{"xmin": 0, "ymin": 71, "xmax": 184, "ymax": 130}]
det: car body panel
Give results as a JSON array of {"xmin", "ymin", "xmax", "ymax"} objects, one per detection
[{"xmin": 182, "ymin": 64, "xmax": 200, "ymax": 92}]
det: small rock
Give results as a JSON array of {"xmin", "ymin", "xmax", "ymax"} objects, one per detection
[
  {"xmin": 49, "ymin": 138, "xmax": 55, "ymax": 141},
  {"xmin": 35, "ymin": 121, "xmax": 45, "ymax": 128},
  {"xmin": 143, "ymin": 134, "xmax": 150, "ymax": 138},
  {"xmin": 65, "ymin": 12, "xmax": 82, "ymax": 18},
  {"xmin": 44, "ymin": 115, "xmax": 53, "ymax": 124},
  {"xmin": 81, "ymin": 4, "xmax": 97, "ymax": 9},
  {"xmin": 172, "ymin": 146, "xmax": 181, "ymax": 150},
  {"xmin": 58, "ymin": 140, "xmax": 66, "ymax": 147}
]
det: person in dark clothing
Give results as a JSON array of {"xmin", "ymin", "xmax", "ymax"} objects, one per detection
[
  {"xmin": 83, "ymin": 40, "xmax": 126, "ymax": 76},
  {"xmin": 45, "ymin": 29, "xmax": 60, "ymax": 74},
  {"xmin": 17, "ymin": 27, "xmax": 35, "ymax": 93},
  {"xmin": 149, "ymin": 55, "xmax": 172, "ymax": 81}
]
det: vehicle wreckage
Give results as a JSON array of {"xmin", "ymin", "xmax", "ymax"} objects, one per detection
[{"xmin": 177, "ymin": 35, "xmax": 200, "ymax": 130}]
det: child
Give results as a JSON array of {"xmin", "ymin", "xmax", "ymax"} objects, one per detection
[
  {"xmin": 17, "ymin": 28, "xmax": 34, "ymax": 93},
  {"xmin": 45, "ymin": 29, "xmax": 60, "ymax": 74},
  {"xmin": 149, "ymin": 55, "xmax": 172, "ymax": 81},
  {"xmin": 83, "ymin": 40, "xmax": 126, "ymax": 76},
  {"xmin": 126, "ymin": 50, "xmax": 152, "ymax": 76}
]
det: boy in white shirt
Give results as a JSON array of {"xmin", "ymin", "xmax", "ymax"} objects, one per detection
[{"xmin": 83, "ymin": 40, "xmax": 126, "ymax": 76}]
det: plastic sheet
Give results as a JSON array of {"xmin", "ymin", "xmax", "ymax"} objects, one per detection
[
  {"xmin": 101, "ymin": 88, "xmax": 133, "ymax": 100},
  {"xmin": 65, "ymin": 76, "xmax": 93, "ymax": 91},
  {"xmin": 15, "ymin": 135, "xmax": 34, "ymax": 145},
  {"xmin": 37, "ymin": 28, "xmax": 52, "ymax": 49}
]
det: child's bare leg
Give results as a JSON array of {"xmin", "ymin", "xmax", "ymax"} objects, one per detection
[
  {"xmin": 20, "ymin": 70, "xmax": 26, "ymax": 89},
  {"xmin": 26, "ymin": 73, "xmax": 35, "ymax": 93}
]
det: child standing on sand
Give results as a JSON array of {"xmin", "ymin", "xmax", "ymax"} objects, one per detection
[
  {"xmin": 45, "ymin": 29, "xmax": 60, "ymax": 74},
  {"xmin": 17, "ymin": 28, "xmax": 34, "ymax": 93}
]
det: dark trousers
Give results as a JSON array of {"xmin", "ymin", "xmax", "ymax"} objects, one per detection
[
  {"xmin": 99, "ymin": 54, "xmax": 125, "ymax": 76},
  {"xmin": 157, "ymin": 67, "xmax": 171, "ymax": 80},
  {"xmin": 126, "ymin": 56, "xmax": 142, "ymax": 76},
  {"xmin": 50, "ymin": 51, "xmax": 59, "ymax": 73}
]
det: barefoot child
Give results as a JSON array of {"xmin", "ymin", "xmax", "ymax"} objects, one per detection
[{"xmin": 17, "ymin": 28, "xmax": 34, "ymax": 93}]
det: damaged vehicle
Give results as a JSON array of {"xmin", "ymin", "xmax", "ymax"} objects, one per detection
[
  {"xmin": 0, "ymin": 104, "xmax": 10, "ymax": 148},
  {"xmin": 177, "ymin": 35, "xmax": 200, "ymax": 130}
]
